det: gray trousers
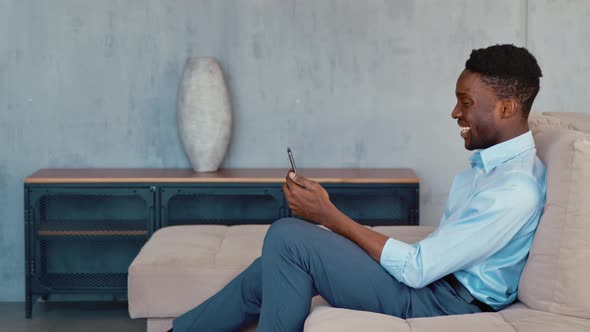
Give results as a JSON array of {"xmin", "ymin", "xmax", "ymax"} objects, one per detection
[{"xmin": 173, "ymin": 218, "xmax": 482, "ymax": 331}]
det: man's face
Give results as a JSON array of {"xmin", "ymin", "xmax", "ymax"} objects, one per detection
[{"xmin": 452, "ymin": 70, "xmax": 503, "ymax": 150}]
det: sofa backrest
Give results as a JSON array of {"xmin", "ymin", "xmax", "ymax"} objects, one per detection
[{"xmin": 518, "ymin": 112, "xmax": 590, "ymax": 318}]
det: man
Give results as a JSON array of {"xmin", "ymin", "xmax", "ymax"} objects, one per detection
[{"xmin": 172, "ymin": 44, "xmax": 546, "ymax": 332}]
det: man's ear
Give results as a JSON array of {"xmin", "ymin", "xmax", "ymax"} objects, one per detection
[{"xmin": 500, "ymin": 99, "xmax": 518, "ymax": 119}]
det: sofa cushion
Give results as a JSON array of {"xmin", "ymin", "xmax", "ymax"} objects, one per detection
[
  {"xmin": 518, "ymin": 124, "xmax": 590, "ymax": 318},
  {"xmin": 304, "ymin": 302, "xmax": 590, "ymax": 332},
  {"xmin": 304, "ymin": 306, "xmax": 512, "ymax": 332},
  {"xmin": 529, "ymin": 112, "xmax": 590, "ymax": 134},
  {"xmin": 128, "ymin": 225, "xmax": 269, "ymax": 318},
  {"xmin": 529, "ymin": 113, "xmax": 578, "ymax": 132},
  {"xmin": 542, "ymin": 112, "xmax": 590, "ymax": 134},
  {"xmin": 499, "ymin": 302, "xmax": 590, "ymax": 332},
  {"xmin": 128, "ymin": 224, "xmax": 436, "ymax": 318},
  {"xmin": 304, "ymin": 306, "xmax": 412, "ymax": 332}
]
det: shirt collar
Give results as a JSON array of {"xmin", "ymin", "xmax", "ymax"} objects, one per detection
[{"xmin": 469, "ymin": 131, "xmax": 535, "ymax": 173}]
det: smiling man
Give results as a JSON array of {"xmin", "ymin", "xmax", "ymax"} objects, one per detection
[{"xmin": 171, "ymin": 44, "xmax": 547, "ymax": 332}]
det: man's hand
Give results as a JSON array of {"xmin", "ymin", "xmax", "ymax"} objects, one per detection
[
  {"xmin": 282, "ymin": 171, "xmax": 337, "ymax": 225},
  {"xmin": 282, "ymin": 170, "xmax": 389, "ymax": 263}
]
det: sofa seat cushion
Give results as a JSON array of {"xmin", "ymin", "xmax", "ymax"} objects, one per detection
[
  {"xmin": 304, "ymin": 302, "xmax": 590, "ymax": 332},
  {"xmin": 128, "ymin": 224, "xmax": 435, "ymax": 318},
  {"xmin": 498, "ymin": 303, "xmax": 590, "ymax": 332},
  {"xmin": 128, "ymin": 225, "xmax": 270, "ymax": 318},
  {"xmin": 304, "ymin": 307, "xmax": 512, "ymax": 332}
]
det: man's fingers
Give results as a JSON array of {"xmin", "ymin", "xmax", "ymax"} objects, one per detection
[
  {"xmin": 290, "ymin": 172, "xmax": 317, "ymax": 190},
  {"xmin": 283, "ymin": 184, "xmax": 296, "ymax": 210},
  {"xmin": 286, "ymin": 172, "xmax": 306, "ymax": 189},
  {"xmin": 284, "ymin": 175, "xmax": 294, "ymax": 191},
  {"xmin": 283, "ymin": 182, "xmax": 297, "ymax": 199}
]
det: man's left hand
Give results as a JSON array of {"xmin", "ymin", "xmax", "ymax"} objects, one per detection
[{"xmin": 283, "ymin": 172, "xmax": 336, "ymax": 225}]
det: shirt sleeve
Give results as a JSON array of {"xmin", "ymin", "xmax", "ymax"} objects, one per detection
[{"xmin": 379, "ymin": 173, "xmax": 543, "ymax": 288}]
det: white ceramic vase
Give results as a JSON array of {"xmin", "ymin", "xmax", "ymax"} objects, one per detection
[{"xmin": 177, "ymin": 57, "xmax": 232, "ymax": 172}]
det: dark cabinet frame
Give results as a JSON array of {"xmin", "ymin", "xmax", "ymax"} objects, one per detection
[{"xmin": 24, "ymin": 181, "xmax": 418, "ymax": 318}]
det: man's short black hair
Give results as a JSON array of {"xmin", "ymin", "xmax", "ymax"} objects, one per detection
[{"xmin": 465, "ymin": 44, "xmax": 543, "ymax": 117}]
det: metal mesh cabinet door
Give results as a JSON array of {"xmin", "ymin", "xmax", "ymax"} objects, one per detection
[
  {"xmin": 28, "ymin": 187, "xmax": 154, "ymax": 293},
  {"xmin": 320, "ymin": 186, "xmax": 419, "ymax": 226},
  {"xmin": 160, "ymin": 186, "xmax": 284, "ymax": 227}
]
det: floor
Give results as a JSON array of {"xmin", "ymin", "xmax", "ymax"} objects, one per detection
[{"xmin": 0, "ymin": 301, "xmax": 145, "ymax": 332}]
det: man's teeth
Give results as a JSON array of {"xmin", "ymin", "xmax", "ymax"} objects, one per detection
[{"xmin": 461, "ymin": 127, "xmax": 471, "ymax": 133}]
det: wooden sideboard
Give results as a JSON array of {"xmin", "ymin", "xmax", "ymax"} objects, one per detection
[{"xmin": 24, "ymin": 168, "xmax": 419, "ymax": 317}]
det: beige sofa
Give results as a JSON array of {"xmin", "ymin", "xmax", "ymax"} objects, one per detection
[{"xmin": 128, "ymin": 112, "xmax": 590, "ymax": 331}]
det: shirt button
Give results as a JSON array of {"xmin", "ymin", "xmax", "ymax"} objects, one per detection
[{"xmin": 479, "ymin": 170, "xmax": 484, "ymax": 174}]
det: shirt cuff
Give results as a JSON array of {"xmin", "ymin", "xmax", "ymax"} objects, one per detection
[{"xmin": 380, "ymin": 237, "xmax": 413, "ymax": 283}]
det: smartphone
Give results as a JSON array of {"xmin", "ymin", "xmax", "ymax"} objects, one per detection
[{"xmin": 287, "ymin": 147, "xmax": 298, "ymax": 173}]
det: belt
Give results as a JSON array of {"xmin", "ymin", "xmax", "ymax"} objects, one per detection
[{"xmin": 442, "ymin": 274, "xmax": 495, "ymax": 312}]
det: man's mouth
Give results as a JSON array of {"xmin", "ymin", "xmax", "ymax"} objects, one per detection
[{"xmin": 460, "ymin": 125, "xmax": 471, "ymax": 138}]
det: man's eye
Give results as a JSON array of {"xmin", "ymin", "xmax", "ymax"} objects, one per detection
[{"xmin": 461, "ymin": 100, "xmax": 472, "ymax": 106}]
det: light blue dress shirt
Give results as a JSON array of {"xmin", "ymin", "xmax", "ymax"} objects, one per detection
[{"xmin": 380, "ymin": 131, "xmax": 546, "ymax": 310}]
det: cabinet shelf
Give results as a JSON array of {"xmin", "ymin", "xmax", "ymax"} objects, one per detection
[
  {"xmin": 35, "ymin": 219, "xmax": 148, "ymax": 238},
  {"xmin": 39, "ymin": 272, "xmax": 128, "ymax": 289},
  {"xmin": 37, "ymin": 230, "xmax": 148, "ymax": 237},
  {"xmin": 168, "ymin": 218, "xmax": 278, "ymax": 226}
]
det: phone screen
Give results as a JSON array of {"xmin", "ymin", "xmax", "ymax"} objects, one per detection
[{"xmin": 287, "ymin": 147, "xmax": 297, "ymax": 173}]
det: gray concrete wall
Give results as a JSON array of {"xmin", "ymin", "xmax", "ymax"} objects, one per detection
[{"xmin": 0, "ymin": 0, "xmax": 588, "ymax": 300}]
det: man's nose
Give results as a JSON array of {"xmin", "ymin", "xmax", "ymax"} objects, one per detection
[{"xmin": 451, "ymin": 106, "xmax": 461, "ymax": 119}]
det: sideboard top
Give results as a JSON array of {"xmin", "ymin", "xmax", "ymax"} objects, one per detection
[{"xmin": 25, "ymin": 168, "xmax": 419, "ymax": 184}]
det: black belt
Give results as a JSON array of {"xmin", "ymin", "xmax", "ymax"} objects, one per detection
[{"xmin": 442, "ymin": 274, "xmax": 495, "ymax": 312}]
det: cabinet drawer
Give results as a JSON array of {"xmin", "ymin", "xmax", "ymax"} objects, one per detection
[
  {"xmin": 160, "ymin": 187, "xmax": 284, "ymax": 226},
  {"xmin": 324, "ymin": 187, "xmax": 417, "ymax": 226},
  {"xmin": 29, "ymin": 188, "xmax": 154, "ymax": 235}
]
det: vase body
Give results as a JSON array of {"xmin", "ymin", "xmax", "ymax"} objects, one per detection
[{"xmin": 177, "ymin": 57, "xmax": 232, "ymax": 172}]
